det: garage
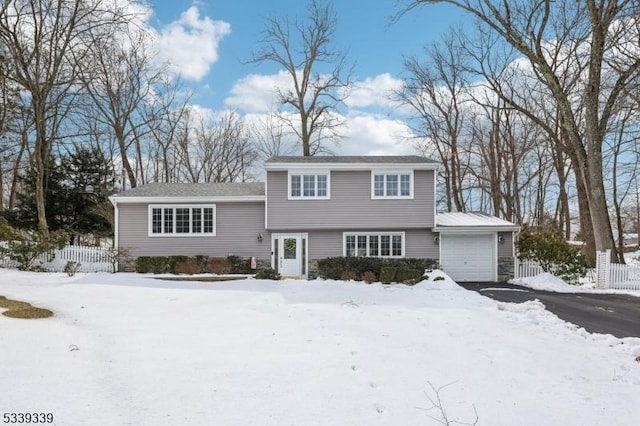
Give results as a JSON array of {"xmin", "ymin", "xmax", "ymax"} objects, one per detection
[
  {"xmin": 440, "ymin": 233, "xmax": 496, "ymax": 281},
  {"xmin": 435, "ymin": 212, "xmax": 520, "ymax": 282}
]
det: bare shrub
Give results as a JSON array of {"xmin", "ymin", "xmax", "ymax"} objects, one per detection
[
  {"xmin": 206, "ymin": 257, "xmax": 232, "ymax": 274},
  {"xmin": 361, "ymin": 271, "xmax": 376, "ymax": 284}
]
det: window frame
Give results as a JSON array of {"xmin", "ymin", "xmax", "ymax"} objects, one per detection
[
  {"xmin": 288, "ymin": 170, "xmax": 331, "ymax": 200},
  {"xmin": 342, "ymin": 232, "xmax": 406, "ymax": 258},
  {"xmin": 148, "ymin": 205, "xmax": 217, "ymax": 237},
  {"xmin": 371, "ymin": 170, "xmax": 414, "ymax": 199}
]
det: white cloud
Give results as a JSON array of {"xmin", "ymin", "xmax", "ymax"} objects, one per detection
[
  {"xmin": 157, "ymin": 6, "xmax": 230, "ymax": 81},
  {"xmin": 345, "ymin": 73, "xmax": 404, "ymax": 109},
  {"xmin": 339, "ymin": 114, "xmax": 418, "ymax": 156},
  {"xmin": 224, "ymin": 71, "xmax": 292, "ymax": 113}
]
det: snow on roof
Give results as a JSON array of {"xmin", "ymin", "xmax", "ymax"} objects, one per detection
[
  {"xmin": 266, "ymin": 155, "xmax": 438, "ymax": 164},
  {"xmin": 435, "ymin": 212, "xmax": 519, "ymax": 229},
  {"xmin": 112, "ymin": 182, "xmax": 265, "ymax": 198}
]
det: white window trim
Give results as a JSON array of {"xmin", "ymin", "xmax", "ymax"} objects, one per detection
[
  {"xmin": 288, "ymin": 170, "xmax": 331, "ymax": 200},
  {"xmin": 342, "ymin": 232, "xmax": 406, "ymax": 258},
  {"xmin": 370, "ymin": 170, "xmax": 414, "ymax": 199},
  {"xmin": 148, "ymin": 204, "xmax": 217, "ymax": 237}
]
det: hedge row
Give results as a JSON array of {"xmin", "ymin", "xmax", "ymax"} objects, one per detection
[
  {"xmin": 135, "ymin": 255, "xmax": 253, "ymax": 274},
  {"xmin": 317, "ymin": 257, "xmax": 438, "ymax": 284}
]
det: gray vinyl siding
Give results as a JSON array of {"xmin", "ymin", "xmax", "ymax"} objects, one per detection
[
  {"xmin": 295, "ymin": 229, "xmax": 439, "ymax": 260},
  {"xmin": 498, "ymin": 231, "xmax": 515, "ymax": 257},
  {"xmin": 266, "ymin": 170, "xmax": 435, "ymax": 230},
  {"xmin": 118, "ymin": 202, "xmax": 270, "ymax": 259}
]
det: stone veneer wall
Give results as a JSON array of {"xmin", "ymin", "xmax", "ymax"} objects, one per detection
[
  {"xmin": 498, "ymin": 256, "xmax": 515, "ymax": 282},
  {"xmin": 308, "ymin": 260, "xmax": 320, "ymax": 279}
]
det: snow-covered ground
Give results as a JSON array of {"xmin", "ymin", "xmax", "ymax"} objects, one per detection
[{"xmin": 1, "ymin": 270, "xmax": 640, "ymax": 425}]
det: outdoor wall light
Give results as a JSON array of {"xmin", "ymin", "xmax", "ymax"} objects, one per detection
[
  {"xmin": 434, "ymin": 236, "xmax": 439, "ymax": 244},
  {"xmin": 498, "ymin": 235, "xmax": 505, "ymax": 244},
  {"xmin": 257, "ymin": 233, "xmax": 263, "ymax": 242}
]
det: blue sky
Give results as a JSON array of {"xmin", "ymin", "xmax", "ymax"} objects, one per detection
[{"xmin": 145, "ymin": 0, "xmax": 466, "ymax": 155}]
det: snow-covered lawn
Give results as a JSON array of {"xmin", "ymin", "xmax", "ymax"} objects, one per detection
[{"xmin": 1, "ymin": 270, "xmax": 640, "ymax": 426}]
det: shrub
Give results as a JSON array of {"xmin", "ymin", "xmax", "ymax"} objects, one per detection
[
  {"xmin": 379, "ymin": 267, "xmax": 396, "ymax": 284},
  {"xmin": 255, "ymin": 268, "xmax": 280, "ymax": 280},
  {"xmin": 516, "ymin": 225, "xmax": 587, "ymax": 284},
  {"xmin": 173, "ymin": 258, "xmax": 202, "ymax": 275},
  {"xmin": 206, "ymin": 257, "xmax": 232, "ymax": 274},
  {"xmin": 0, "ymin": 230, "xmax": 67, "ymax": 271},
  {"xmin": 135, "ymin": 256, "xmax": 170, "ymax": 274},
  {"xmin": 228, "ymin": 255, "xmax": 252, "ymax": 274},
  {"xmin": 433, "ymin": 276, "xmax": 445, "ymax": 281},
  {"xmin": 361, "ymin": 271, "xmax": 376, "ymax": 284},
  {"xmin": 167, "ymin": 256, "xmax": 190, "ymax": 273},
  {"xmin": 64, "ymin": 260, "xmax": 81, "ymax": 276},
  {"xmin": 395, "ymin": 267, "xmax": 423, "ymax": 284},
  {"xmin": 317, "ymin": 257, "xmax": 438, "ymax": 281},
  {"xmin": 340, "ymin": 270, "xmax": 357, "ymax": 281},
  {"xmin": 0, "ymin": 217, "xmax": 21, "ymax": 241}
]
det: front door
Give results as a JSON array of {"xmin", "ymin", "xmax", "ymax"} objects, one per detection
[{"xmin": 278, "ymin": 235, "xmax": 302, "ymax": 277}]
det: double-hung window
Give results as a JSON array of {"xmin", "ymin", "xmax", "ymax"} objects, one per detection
[
  {"xmin": 289, "ymin": 172, "xmax": 329, "ymax": 199},
  {"xmin": 372, "ymin": 171, "xmax": 413, "ymax": 198},
  {"xmin": 344, "ymin": 233, "xmax": 405, "ymax": 257},
  {"xmin": 149, "ymin": 205, "xmax": 216, "ymax": 236}
]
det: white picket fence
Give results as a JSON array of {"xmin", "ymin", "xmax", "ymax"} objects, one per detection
[
  {"xmin": 515, "ymin": 259, "xmax": 545, "ymax": 279},
  {"xmin": 596, "ymin": 250, "xmax": 640, "ymax": 290},
  {"xmin": 0, "ymin": 244, "xmax": 114, "ymax": 273},
  {"xmin": 516, "ymin": 251, "xmax": 640, "ymax": 290}
]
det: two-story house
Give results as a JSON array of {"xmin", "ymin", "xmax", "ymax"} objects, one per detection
[{"xmin": 110, "ymin": 156, "xmax": 519, "ymax": 281}]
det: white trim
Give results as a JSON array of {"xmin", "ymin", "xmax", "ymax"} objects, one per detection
[
  {"xmin": 148, "ymin": 204, "xmax": 217, "ymax": 237},
  {"xmin": 342, "ymin": 231, "xmax": 406, "ymax": 258},
  {"xmin": 264, "ymin": 178, "xmax": 269, "ymax": 229},
  {"xmin": 113, "ymin": 203, "xmax": 119, "ymax": 251},
  {"xmin": 433, "ymin": 226, "xmax": 520, "ymax": 233},
  {"xmin": 265, "ymin": 162, "xmax": 439, "ymax": 171},
  {"xmin": 370, "ymin": 170, "xmax": 414, "ymax": 199},
  {"xmin": 111, "ymin": 195, "xmax": 264, "ymax": 204},
  {"xmin": 287, "ymin": 170, "xmax": 331, "ymax": 200}
]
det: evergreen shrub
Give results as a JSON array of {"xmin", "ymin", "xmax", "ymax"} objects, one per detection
[
  {"xmin": 516, "ymin": 225, "xmax": 587, "ymax": 284},
  {"xmin": 317, "ymin": 256, "xmax": 437, "ymax": 283}
]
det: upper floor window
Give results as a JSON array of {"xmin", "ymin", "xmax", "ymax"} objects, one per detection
[
  {"xmin": 289, "ymin": 172, "xmax": 330, "ymax": 199},
  {"xmin": 149, "ymin": 205, "xmax": 216, "ymax": 236},
  {"xmin": 372, "ymin": 171, "xmax": 413, "ymax": 199}
]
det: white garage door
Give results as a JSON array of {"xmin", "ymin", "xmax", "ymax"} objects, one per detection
[{"xmin": 441, "ymin": 234, "xmax": 495, "ymax": 282}]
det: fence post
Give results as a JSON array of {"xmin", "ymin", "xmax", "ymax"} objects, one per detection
[{"xmin": 595, "ymin": 250, "xmax": 610, "ymax": 289}]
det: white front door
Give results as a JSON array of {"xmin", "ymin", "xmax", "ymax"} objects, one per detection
[{"xmin": 278, "ymin": 235, "xmax": 302, "ymax": 277}]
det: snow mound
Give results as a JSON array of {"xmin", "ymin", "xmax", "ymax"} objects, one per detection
[
  {"xmin": 510, "ymin": 272, "xmax": 580, "ymax": 293},
  {"xmin": 413, "ymin": 269, "xmax": 463, "ymax": 291}
]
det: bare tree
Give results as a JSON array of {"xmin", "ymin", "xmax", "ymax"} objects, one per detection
[
  {"xmin": 248, "ymin": 109, "xmax": 296, "ymax": 161},
  {"xmin": 80, "ymin": 24, "xmax": 162, "ymax": 189},
  {"xmin": 249, "ymin": 0, "xmax": 352, "ymax": 156},
  {"xmin": 406, "ymin": 0, "xmax": 640, "ymax": 262},
  {"xmin": 399, "ymin": 30, "xmax": 470, "ymax": 212},
  {"xmin": 0, "ymin": 0, "xmax": 131, "ymax": 237},
  {"xmin": 176, "ymin": 111, "xmax": 256, "ymax": 183}
]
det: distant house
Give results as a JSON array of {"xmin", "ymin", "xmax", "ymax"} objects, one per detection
[{"xmin": 109, "ymin": 156, "xmax": 519, "ymax": 281}]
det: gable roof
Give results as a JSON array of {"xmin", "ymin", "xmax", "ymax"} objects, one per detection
[
  {"xmin": 265, "ymin": 155, "xmax": 439, "ymax": 171},
  {"xmin": 434, "ymin": 212, "xmax": 520, "ymax": 232},
  {"xmin": 266, "ymin": 155, "xmax": 438, "ymax": 164},
  {"xmin": 109, "ymin": 182, "xmax": 265, "ymax": 205}
]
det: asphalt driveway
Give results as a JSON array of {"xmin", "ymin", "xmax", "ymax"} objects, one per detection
[{"xmin": 458, "ymin": 282, "xmax": 640, "ymax": 339}]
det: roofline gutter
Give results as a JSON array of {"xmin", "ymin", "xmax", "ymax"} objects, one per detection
[
  {"xmin": 109, "ymin": 195, "xmax": 266, "ymax": 205},
  {"xmin": 433, "ymin": 226, "xmax": 521, "ymax": 233}
]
